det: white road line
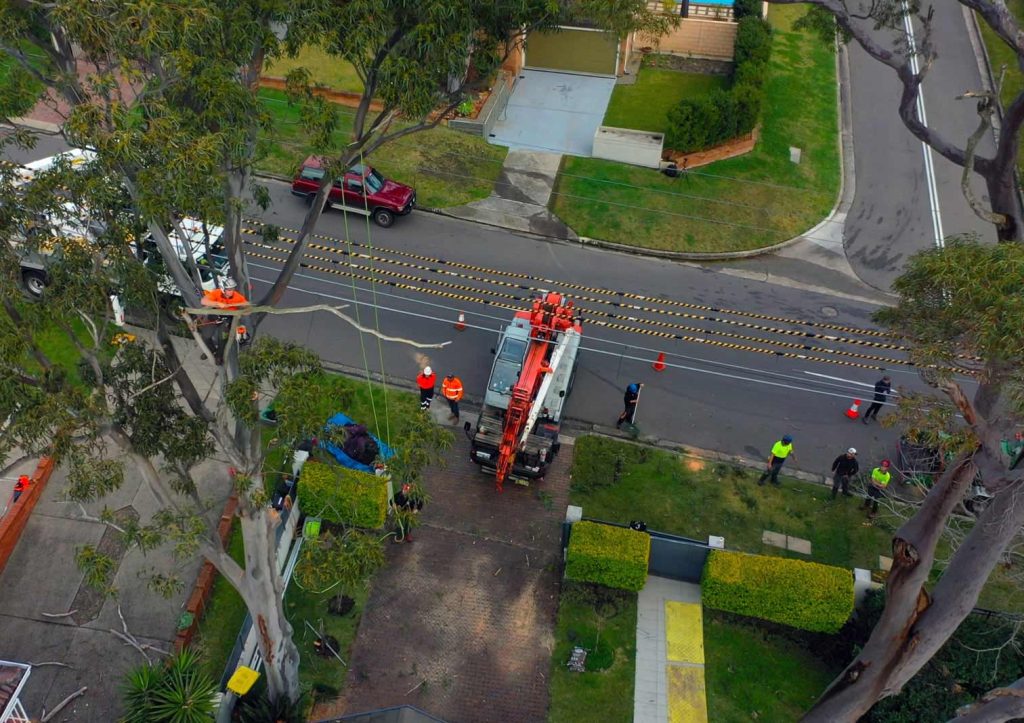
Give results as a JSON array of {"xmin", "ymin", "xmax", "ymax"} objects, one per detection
[{"xmin": 902, "ymin": 1, "xmax": 945, "ymax": 249}]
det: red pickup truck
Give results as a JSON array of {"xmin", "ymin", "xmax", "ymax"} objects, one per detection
[{"xmin": 290, "ymin": 156, "xmax": 416, "ymax": 228}]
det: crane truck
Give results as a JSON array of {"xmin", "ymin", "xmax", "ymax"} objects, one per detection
[{"xmin": 468, "ymin": 292, "xmax": 582, "ymax": 491}]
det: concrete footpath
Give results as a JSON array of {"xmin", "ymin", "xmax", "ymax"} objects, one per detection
[{"xmin": 0, "ymin": 334, "xmax": 231, "ymax": 722}]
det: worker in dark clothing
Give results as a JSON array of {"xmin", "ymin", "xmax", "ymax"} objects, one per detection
[
  {"xmin": 757, "ymin": 435, "xmax": 796, "ymax": 486},
  {"xmin": 863, "ymin": 376, "xmax": 892, "ymax": 424},
  {"xmin": 416, "ymin": 366, "xmax": 436, "ymax": 410},
  {"xmin": 831, "ymin": 448, "xmax": 859, "ymax": 499},
  {"xmin": 617, "ymin": 383, "xmax": 643, "ymax": 428}
]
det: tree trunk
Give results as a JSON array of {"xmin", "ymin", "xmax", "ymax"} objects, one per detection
[
  {"xmin": 237, "ymin": 498, "xmax": 300, "ymax": 704},
  {"xmin": 802, "ymin": 458, "xmax": 980, "ymax": 721},
  {"xmin": 986, "ymin": 165, "xmax": 1023, "ymax": 243}
]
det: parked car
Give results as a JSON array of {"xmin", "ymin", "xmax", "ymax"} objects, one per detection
[{"xmin": 290, "ymin": 156, "xmax": 416, "ymax": 228}]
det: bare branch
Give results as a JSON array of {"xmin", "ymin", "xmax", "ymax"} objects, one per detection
[
  {"xmin": 184, "ymin": 303, "xmax": 452, "ymax": 349},
  {"xmin": 40, "ymin": 687, "xmax": 88, "ymax": 723}
]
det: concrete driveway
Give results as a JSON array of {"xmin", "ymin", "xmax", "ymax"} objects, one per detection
[{"xmin": 489, "ymin": 70, "xmax": 616, "ymax": 157}]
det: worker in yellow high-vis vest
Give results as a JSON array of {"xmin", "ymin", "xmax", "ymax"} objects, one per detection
[
  {"xmin": 757, "ymin": 434, "xmax": 796, "ymax": 487},
  {"xmin": 862, "ymin": 459, "xmax": 892, "ymax": 519}
]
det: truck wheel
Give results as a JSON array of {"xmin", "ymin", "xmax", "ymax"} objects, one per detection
[
  {"xmin": 22, "ymin": 270, "xmax": 46, "ymax": 299},
  {"xmin": 305, "ymin": 193, "xmax": 316, "ymax": 207},
  {"xmin": 373, "ymin": 208, "xmax": 395, "ymax": 228}
]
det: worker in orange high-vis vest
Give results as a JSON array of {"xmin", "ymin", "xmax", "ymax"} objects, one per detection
[
  {"xmin": 12, "ymin": 474, "xmax": 29, "ymax": 503},
  {"xmin": 442, "ymin": 374, "xmax": 464, "ymax": 422},
  {"xmin": 416, "ymin": 366, "xmax": 436, "ymax": 410}
]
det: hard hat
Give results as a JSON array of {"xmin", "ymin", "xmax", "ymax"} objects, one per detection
[
  {"xmin": 848, "ymin": 448, "xmax": 857, "ymax": 455},
  {"xmin": 782, "ymin": 434, "xmax": 793, "ymax": 443},
  {"xmin": 423, "ymin": 366, "xmax": 432, "ymax": 376},
  {"xmin": 881, "ymin": 459, "xmax": 891, "ymax": 468},
  {"xmin": 223, "ymin": 277, "xmax": 237, "ymax": 290}
]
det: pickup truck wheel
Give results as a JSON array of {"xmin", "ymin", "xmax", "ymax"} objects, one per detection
[
  {"xmin": 373, "ymin": 208, "xmax": 395, "ymax": 228},
  {"xmin": 305, "ymin": 193, "xmax": 316, "ymax": 207},
  {"xmin": 22, "ymin": 270, "xmax": 46, "ymax": 299}
]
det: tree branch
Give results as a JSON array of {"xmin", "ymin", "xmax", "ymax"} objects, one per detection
[{"xmin": 184, "ymin": 303, "xmax": 452, "ymax": 349}]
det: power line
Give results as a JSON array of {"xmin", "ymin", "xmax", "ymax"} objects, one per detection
[
  {"xmin": 247, "ymin": 258, "xmax": 926, "ymax": 391},
  {"xmin": 246, "ymin": 269, "xmax": 912, "ymax": 408}
]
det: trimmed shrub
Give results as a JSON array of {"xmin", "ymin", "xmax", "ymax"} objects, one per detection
[
  {"xmin": 734, "ymin": 16, "xmax": 773, "ymax": 67},
  {"xmin": 701, "ymin": 550, "xmax": 854, "ymax": 633},
  {"xmin": 733, "ymin": 0, "xmax": 763, "ymax": 20},
  {"xmin": 566, "ymin": 520, "xmax": 650, "ymax": 592},
  {"xmin": 664, "ymin": 15, "xmax": 772, "ymax": 154},
  {"xmin": 300, "ymin": 460, "xmax": 388, "ymax": 529}
]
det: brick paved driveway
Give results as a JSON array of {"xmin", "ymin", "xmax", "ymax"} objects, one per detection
[{"xmin": 316, "ymin": 437, "xmax": 572, "ymax": 722}]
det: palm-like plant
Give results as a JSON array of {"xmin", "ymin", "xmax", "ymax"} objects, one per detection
[{"xmin": 120, "ymin": 649, "xmax": 217, "ymax": 723}]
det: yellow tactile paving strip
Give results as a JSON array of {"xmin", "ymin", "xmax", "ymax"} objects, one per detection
[
  {"xmin": 665, "ymin": 601, "xmax": 708, "ymax": 723},
  {"xmin": 668, "ymin": 666, "xmax": 709, "ymax": 723},
  {"xmin": 666, "ymin": 601, "xmax": 705, "ymax": 664}
]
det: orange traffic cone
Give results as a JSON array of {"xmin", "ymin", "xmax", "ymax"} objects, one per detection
[
  {"xmin": 454, "ymin": 312, "xmax": 466, "ymax": 331},
  {"xmin": 652, "ymin": 352, "xmax": 666, "ymax": 372},
  {"xmin": 844, "ymin": 399, "xmax": 861, "ymax": 419}
]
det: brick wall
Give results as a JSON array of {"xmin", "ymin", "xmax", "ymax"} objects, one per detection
[
  {"xmin": 0, "ymin": 458, "xmax": 55, "ymax": 575},
  {"xmin": 636, "ymin": 17, "xmax": 737, "ymax": 60}
]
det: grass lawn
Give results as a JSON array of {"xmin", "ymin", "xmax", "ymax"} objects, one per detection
[
  {"xmin": 191, "ymin": 522, "xmax": 246, "ymax": 683},
  {"xmin": 285, "ymin": 581, "xmax": 370, "ymax": 704},
  {"xmin": 975, "ymin": 3, "xmax": 1024, "ymax": 174},
  {"xmin": 569, "ymin": 435, "xmax": 1024, "ymax": 613},
  {"xmin": 264, "ymin": 46, "xmax": 364, "ymax": 95},
  {"xmin": 257, "ymin": 88, "xmax": 506, "ymax": 208},
  {"xmin": 548, "ymin": 582, "xmax": 638, "ymax": 723},
  {"xmin": 603, "ymin": 69, "xmax": 727, "ymax": 134},
  {"xmin": 704, "ymin": 612, "xmax": 837, "ymax": 720},
  {"xmin": 552, "ymin": 4, "xmax": 839, "ymax": 253}
]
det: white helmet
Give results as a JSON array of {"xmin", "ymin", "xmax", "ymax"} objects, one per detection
[
  {"xmin": 848, "ymin": 447, "xmax": 857, "ymax": 455},
  {"xmin": 223, "ymin": 277, "xmax": 237, "ymax": 290},
  {"xmin": 423, "ymin": 366, "xmax": 432, "ymax": 376}
]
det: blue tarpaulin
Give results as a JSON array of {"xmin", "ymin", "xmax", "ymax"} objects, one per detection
[{"xmin": 322, "ymin": 413, "xmax": 393, "ymax": 473}]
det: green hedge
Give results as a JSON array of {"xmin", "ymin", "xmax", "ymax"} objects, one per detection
[
  {"xmin": 565, "ymin": 521, "xmax": 650, "ymax": 592},
  {"xmin": 300, "ymin": 460, "xmax": 388, "ymax": 529},
  {"xmin": 732, "ymin": 0, "xmax": 763, "ymax": 20},
  {"xmin": 665, "ymin": 16, "xmax": 772, "ymax": 153},
  {"xmin": 702, "ymin": 550, "xmax": 854, "ymax": 633}
]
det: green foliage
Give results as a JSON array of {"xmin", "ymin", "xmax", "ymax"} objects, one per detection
[
  {"xmin": 565, "ymin": 521, "xmax": 650, "ymax": 592},
  {"xmin": 236, "ymin": 685, "xmax": 306, "ymax": 723},
  {"xmin": 794, "ymin": 5, "xmax": 849, "ymax": 45},
  {"xmin": 664, "ymin": 16, "xmax": 771, "ymax": 153},
  {"xmin": 120, "ymin": 649, "xmax": 217, "ymax": 723},
  {"xmin": 733, "ymin": 0, "xmax": 763, "ymax": 20},
  {"xmin": 300, "ymin": 461, "xmax": 389, "ymax": 529},
  {"xmin": 386, "ymin": 411, "xmax": 454, "ymax": 488},
  {"xmin": 825, "ymin": 589, "xmax": 1024, "ymax": 721},
  {"xmin": 734, "ymin": 16, "xmax": 774, "ymax": 67},
  {"xmin": 294, "ymin": 529, "xmax": 386, "ymax": 593},
  {"xmin": 701, "ymin": 550, "xmax": 854, "ymax": 633},
  {"xmin": 75, "ymin": 545, "xmax": 117, "ymax": 597},
  {"xmin": 875, "ymin": 238, "xmax": 1024, "ymax": 391}
]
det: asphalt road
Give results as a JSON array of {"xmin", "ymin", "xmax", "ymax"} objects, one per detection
[
  {"xmin": 4, "ymin": 130, "xmax": 963, "ymax": 483},
  {"xmin": 247, "ymin": 179, "xmax": 939, "ymax": 478},
  {"xmin": 845, "ymin": 2, "xmax": 995, "ymax": 290}
]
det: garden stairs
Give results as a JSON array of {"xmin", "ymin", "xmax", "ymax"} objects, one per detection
[{"xmin": 635, "ymin": 577, "xmax": 708, "ymax": 723}]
